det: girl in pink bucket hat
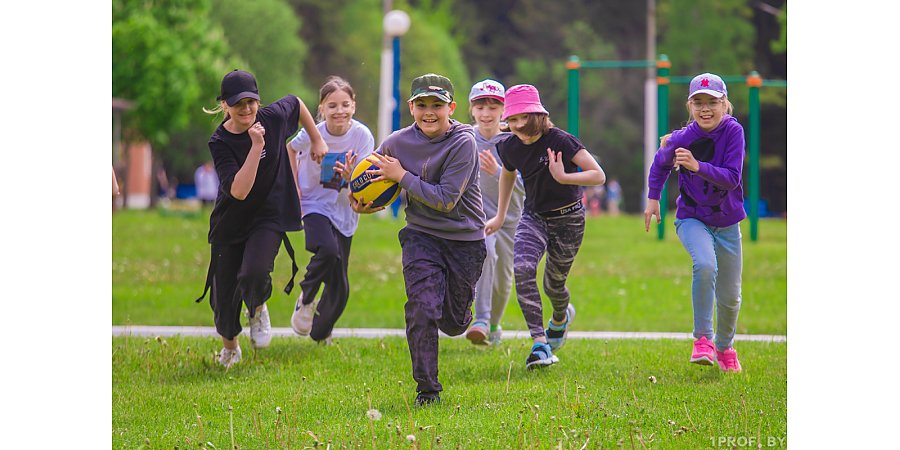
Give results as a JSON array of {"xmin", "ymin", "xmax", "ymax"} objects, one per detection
[{"xmin": 486, "ymin": 84, "xmax": 606, "ymax": 369}]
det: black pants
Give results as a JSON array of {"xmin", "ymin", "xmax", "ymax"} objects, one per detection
[
  {"xmin": 398, "ymin": 228, "xmax": 486, "ymax": 394},
  {"xmin": 209, "ymin": 227, "xmax": 283, "ymax": 340},
  {"xmin": 299, "ymin": 214, "xmax": 353, "ymax": 341}
]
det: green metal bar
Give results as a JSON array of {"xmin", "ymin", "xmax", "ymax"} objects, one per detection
[
  {"xmin": 579, "ymin": 60, "xmax": 656, "ymax": 69},
  {"xmin": 567, "ymin": 56, "xmax": 581, "ymax": 138},
  {"xmin": 669, "ymin": 75, "xmax": 787, "ymax": 87},
  {"xmin": 762, "ymin": 80, "xmax": 788, "ymax": 88},
  {"xmin": 748, "ymin": 71, "xmax": 762, "ymax": 242},
  {"xmin": 657, "ymin": 55, "xmax": 670, "ymax": 240},
  {"xmin": 669, "ymin": 75, "xmax": 748, "ymax": 84}
]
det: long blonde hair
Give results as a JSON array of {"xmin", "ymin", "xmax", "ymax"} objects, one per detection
[{"xmin": 202, "ymin": 101, "xmax": 227, "ymax": 116}]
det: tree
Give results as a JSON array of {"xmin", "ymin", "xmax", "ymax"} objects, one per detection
[
  {"xmin": 210, "ymin": 0, "xmax": 314, "ymax": 103},
  {"xmin": 112, "ymin": 0, "xmax": 235, "ymax": 148}
]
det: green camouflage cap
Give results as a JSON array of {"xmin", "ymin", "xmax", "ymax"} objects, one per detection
[{"xmin": 408, "ymin": 73, "xmax": 454, "ymax": 103}]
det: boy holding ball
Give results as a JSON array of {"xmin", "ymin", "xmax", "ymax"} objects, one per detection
[{"xmin": 351, "ymin": 73, "xmax": 486, "ymax": 406}]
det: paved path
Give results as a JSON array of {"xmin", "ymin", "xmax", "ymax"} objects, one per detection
[{"xmin": 112, "ymin": 326, "xmax": 786, "ymax": 343}]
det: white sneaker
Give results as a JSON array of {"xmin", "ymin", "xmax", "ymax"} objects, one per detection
[
  {"xmin": 218, "ymin": 346, "xmax": 242, "ymax": 368},
  {"xmin": 489, "ymin": 325, "xmax": 503, "ymax": 346},
  {"xmin": 249, "ymin": 304, "xmax": 272, "ymax": 348},
  {"xmin": 291, "ymin": 293, "xmax": 316, "ymax": 336}
]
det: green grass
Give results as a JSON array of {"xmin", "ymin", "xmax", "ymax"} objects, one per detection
[
  {"xmin": 113, "ymin": 209, "xmax": 787, "ymax": 448},
  {"xmin": 113, "ymin": 335, "xmax": 786, "ymax": 449},
  {"xmin": 112, "ymin": 209, "xmax": 787, "ymax": 335}
]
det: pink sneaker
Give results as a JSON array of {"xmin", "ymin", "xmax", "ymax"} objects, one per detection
[
  {"xmin": 465, "ymin": 320, "xmax": 489, "ymax": 346},
  {"xmin": 690, "ymin": 336, "xmax": 716, "ymax": 365},
  {"xmin": 716, "ymin": 348, "xmax": 742, "ymax": 372}
]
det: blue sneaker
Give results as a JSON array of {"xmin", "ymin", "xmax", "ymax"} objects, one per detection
[
  {"xmin": 526, "ymin": 342, "xmax": 559, "ymax": 370},
  {"xmin": 545, "ymin": 303, "xmax": 576, "ymax": 350}
]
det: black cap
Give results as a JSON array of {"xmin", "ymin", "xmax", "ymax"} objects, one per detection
[
  {"xmin": 217, "ymin": 70, "xmax": 260, "ymax": 106},
  {"xmin": 408, "ymin": 73, "xmax": 454, "ymax": 103}
]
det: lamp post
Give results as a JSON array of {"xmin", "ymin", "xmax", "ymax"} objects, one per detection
[{"xmin": 377, "ymin": 9, "xmax": 410, "ymax": 144}]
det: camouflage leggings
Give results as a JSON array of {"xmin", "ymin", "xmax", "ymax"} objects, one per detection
[{"xmin": 513, "ymin": 209, "xmax": 585, "ymax": 338}]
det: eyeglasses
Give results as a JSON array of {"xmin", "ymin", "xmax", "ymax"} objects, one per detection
[{"xmin": 690, "ymin": 99, "xmax": 724, "ymax": 110}]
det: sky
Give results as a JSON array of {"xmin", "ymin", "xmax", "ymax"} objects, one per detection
[{"xmin": 4, "ymin": 1, "xmax": 900, "ymax": 447}]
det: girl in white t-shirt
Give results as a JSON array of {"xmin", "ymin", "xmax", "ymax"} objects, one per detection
[{"xmin": 287, "ymin": 76, "xmax": 375, "ymax": 343}]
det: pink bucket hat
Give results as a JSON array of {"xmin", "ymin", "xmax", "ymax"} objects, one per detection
[{"xmin": 501, "ymin": 84, "xmax": 548, "ymax": 121}]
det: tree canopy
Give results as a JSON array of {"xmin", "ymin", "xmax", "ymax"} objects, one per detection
[{"xmin": 113, "ymin": 0, "xmax": 787, "ymax": 213}]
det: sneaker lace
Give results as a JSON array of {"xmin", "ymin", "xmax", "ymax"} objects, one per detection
[
  {"xmin": 721, "ymin": 350, "xmax": 738, "ymax": 369},
  {"xmin": 695, "ymin": 339, "xmax": 714, "ymax": 355}
]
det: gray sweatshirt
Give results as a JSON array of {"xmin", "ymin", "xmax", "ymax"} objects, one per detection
[
  {"xmin": 380, "ymin": 120, "xmax": 485, "ymax": 241},
  {"xmin": 474, "ymin": 126, "xmax": 525, "ymax": 223}
]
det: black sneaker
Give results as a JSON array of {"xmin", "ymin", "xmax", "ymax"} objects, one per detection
[
  {"xmin": 525, "ymin": 342, "xmax": 559, "ymax": 370},
  {"xmin": 415, "ymin": 392, "xmax": 440, "ymax": 407}
]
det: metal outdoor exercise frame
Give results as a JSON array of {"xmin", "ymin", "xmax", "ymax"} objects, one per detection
[{"xmin": 566, "ymin": 54, "xmax": 787, "ymax": 242}]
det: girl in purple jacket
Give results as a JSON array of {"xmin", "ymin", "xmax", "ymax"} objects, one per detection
[{"xmin": 644, "ymin": 73, "xmax": 746, "ymax": 373}]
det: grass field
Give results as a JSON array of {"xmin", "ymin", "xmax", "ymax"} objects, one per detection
[
  {"xmin": 112, "ymin": 209, "xmax": 787, "ymax": 448},
  {"xmin": 112, "ymin": 209, "xmax": 787, "ymax": 335},
  {"xmin": 113, "ymin": 335, "xmax": 786, "ymax": 449}
]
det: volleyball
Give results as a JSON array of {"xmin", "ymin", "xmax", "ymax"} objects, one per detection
[{"xmin": 349, "ymin": 156, "xmax": 401, "ymax": 208}]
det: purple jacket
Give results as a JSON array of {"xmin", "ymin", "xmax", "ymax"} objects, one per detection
[
  {"xmin": 647, "ymin": 115, "xmax": 746, "ymax": 228},
  {"xmin": 380, "ymin": 120, "xmax": 485, "ymax": 241}
]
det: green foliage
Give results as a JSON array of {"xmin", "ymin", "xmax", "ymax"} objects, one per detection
[
  {"xmin": 112, "ymin": 0, "xmax": 234, "ymax": 147},
  {"xmin": 658, "ymin": 0, "xmax": 756, "ymax": 77},
  {"xmin": 289, "ymin": 0, "xmax": 471, "ymax": 135},
  {"xmin": 210, "ymin": 0, "xmax": 314, "ymax": 103},
  {"xmin": 112, "ymin": 0, "xmax": 786, "ymax": 209},
  {"xmin": 771, "ymin": 4, "xmax": 787, "ymax": 54}
]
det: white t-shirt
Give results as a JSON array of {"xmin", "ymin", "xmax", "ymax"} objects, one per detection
[{"xmin": 289, "ymin": 119, "xmax": 375, "ymax": 237}]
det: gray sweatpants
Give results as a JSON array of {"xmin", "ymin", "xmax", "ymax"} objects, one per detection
[
  {"xmin": 473, "ymin": 219, "xmax": 517, "ymax": 325},
  {"xmin": 513, "ymin": 209, "xmax": 585, "ymax": 338}
]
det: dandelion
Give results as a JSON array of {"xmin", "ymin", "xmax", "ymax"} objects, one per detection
[
  {"xmin": 648, "ymin": 376, "xmax": 657, "ymax": 384},
  {"xmin": 366, "ymin": 409, "xmax": 382, "ymax": 421},
  {"xmin": 275, "ymin": 407, "xmax": 282, "ymax": 414},
  {"xmin": 406, "ymin": 434, "xmax": 416, "ymax": 442}
]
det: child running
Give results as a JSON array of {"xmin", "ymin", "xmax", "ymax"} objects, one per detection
[
  {"xmin": 198, "ymin": 69, "xmax": 327, "ymax": 367},
  {"xmin": 462, "ymin": 79, "xmax": 525, "ymax": 346},
  {"xmin": 485, "ymin": 84, "xmax": 605, "ymax": 370},
  {"xmin": 351, "ymin": 74, "xmax": 486, "ymax": 406},
  {"xmin": 644, "ymin": 73, "xmax": 746, "ymax": 372},
  {"xmin": 288, "ymin": 76, "xmax": 375, "ymax": 344}
]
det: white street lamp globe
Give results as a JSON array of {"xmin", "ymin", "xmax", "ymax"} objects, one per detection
[{"xmin": 384, "ymin": 10, "xmax": 410, "ymax": 37}]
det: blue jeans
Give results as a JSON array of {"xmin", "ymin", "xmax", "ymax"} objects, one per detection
[{"xmin": 674, "ymin": 218, "xmax": 743, "ymax": 351}]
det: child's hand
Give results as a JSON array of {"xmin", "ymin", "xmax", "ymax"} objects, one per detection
[
  {"xmin": 485, "ymin": 216, "xmax": 504, "ymax": 236},
  {"xmin": 367, "ymin": 152, "xmax": 407, "ymax": 183},
  {"xmin": 248, "ymin": 122, "xmax": 266, "ymax": 147},
  {"xmin": 348, "ymin": 189, "xmax": 385, "ymax": 214},
  {"xmin": 547, "ymin": 148, "xmax": 566, "ymax": 182},
  {"xmin": 310, "ymin": 139, "xmax": 328, "ymax": 164},
  {"xmin": 335, "ymin": 151, "xmax": 357, "ymax": 181},
  {"xmin": 479, "ymin": 149, "xmax": 500, "ymax": 176},
  {"xmin": 674, "ymin": 147, "xmax": 699, "ymax": 172},
  {"xmin": 643, "ymin": 199, "xmax": 661, "ymax": 232}
]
